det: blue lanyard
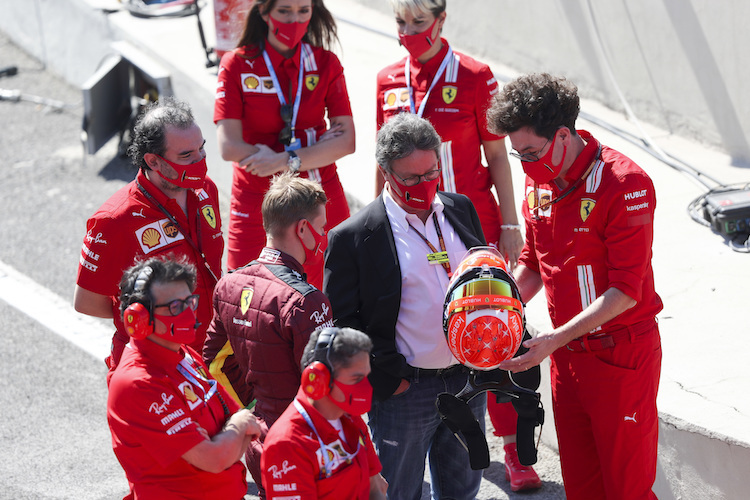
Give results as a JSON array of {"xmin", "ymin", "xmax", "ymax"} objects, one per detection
[
  {"xmin": 263, "ymin": 45, "xmax": 305, "ymax": 140},
  {"xmin": 404, "ymin": 47, "xmax": 454, "ymax": 118},
  {"xmin": 176, "ymin": 353, "xmax": 219, "ymax": 405},
  {"xmin": 293, "ymin": 400, "xmax": 360, "ymax": 479}
]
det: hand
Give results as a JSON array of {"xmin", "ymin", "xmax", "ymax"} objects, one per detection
[
  {"xmin": 238, "ymin": 409, "xmax": 262, "ymax": 440},
  {"xmin": 195, "ymin": 425, "xmax": 210, "ymax": 440},
  {"xmin": 497, "ymin": 332, "xmax": 560, "ymax": 373},
  {"xmin": 393, "ymin": 378, "xmax": 410, "ymax": 395},
  {"xmin": 497, "ymin": 228, "xmax": 524, "ymax": 269},
  {"xmin": 241, "ymin": 144, "xmax": 287, "ymax": 177},
  {"xmin": 369, "ymin": 473, "xmax": 388, "ymax": 500},
  {"xmin": 318, "ymin": 122, "xmax": 344, "ymax": 143}
]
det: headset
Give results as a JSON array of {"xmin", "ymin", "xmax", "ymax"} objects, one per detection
[
  {"xmin": 123, "ymin": 265, "xmax": 154, "ymax": 340},
  {"xmin": 300, "ymin": 327, "xmax": 337, "ymax": 400}
]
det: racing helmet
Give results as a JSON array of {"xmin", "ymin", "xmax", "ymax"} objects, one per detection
[{"xmin": 443, "ymin": 247, "xmax": 525, "ymax": 370}]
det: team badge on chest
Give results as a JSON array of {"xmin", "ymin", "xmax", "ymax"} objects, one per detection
[
  {"xmin": 305, "ymin": 74, "xmax": 319, "ymax": 91},
  {"xmin": 580, "ymin": 198, "xmax": 596, "ymax": 223},
  {"xmin": 442, "ymin": 85, "xmax": 458, "ymax": 104},
  {"xmin": 202, "ymin": 205, "xmax": 217, "ymax": 229}
]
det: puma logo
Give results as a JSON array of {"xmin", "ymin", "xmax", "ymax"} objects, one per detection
[
  {"xmin": 387, "ymin": 74, "xmax": 396, "ymax": 82},
  {"xmin": 624, "ymin": 412, "xmax": 638, "ymax": 423}
]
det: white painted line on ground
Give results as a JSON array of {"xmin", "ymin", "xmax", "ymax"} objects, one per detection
[{"xmin": 0, "ymin": 259, "xmax": 111, "ymax": 361}]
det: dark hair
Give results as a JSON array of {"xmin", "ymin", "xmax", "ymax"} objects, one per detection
[
  {"xmin": 262, "ymin": 171, "xmax": 327, "ymax": 236},
  {"xmin": 487, "ymin": 73, "xmax": 580, "ymax": 140},
  {"xmin": 236, "ymin": 0, "xmax": 338, "ymax": 54},
  {"xmin": 119, "ymin": 255, "xmax": 197, "ymax": 317},
  {"xmin": 375, "ymin": 113, "xmax": 441, "ymax": 173},
  {"xmin": 127, "ymin": 96, "xmax": 195, "ymax": 172},
  {"xmin": 301, "ymin": 327, "xmax": 372, "ymax": 376}
]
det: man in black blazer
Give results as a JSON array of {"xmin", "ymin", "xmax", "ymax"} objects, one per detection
[{"xmin": 324, "ymin": 113, "xmax": 486, "ymax": 500}]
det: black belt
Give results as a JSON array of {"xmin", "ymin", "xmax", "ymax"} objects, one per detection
[
  {"xmin": 411, "ymin": 364, "xmax": 466, "ymax": 379},
  {"xmin": 565, "ymin": 318, "xmax": 657, "ymax": 352}
]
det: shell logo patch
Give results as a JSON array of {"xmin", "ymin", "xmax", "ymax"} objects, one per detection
[
  {"xmin": 527, "ymin": 190, "xmax": 537, "ymax": 210},
  {"xmin": 179, "ymin": 382, "xmax": 202, "ymax": 410},
  {"xmin": 580, "ymin": 198, "xmax": 596, "ymax": 222},
  {"xmin": 135, "ymin": 218, "xmax": 185, "ymax": 254},
  {"xmin": 305, "ymin": 74, "xmax": 319, "ymax": 91},
  {"xmin": 383, "ymin": 88, "xmax": 409, "ymax": 110},
  {"xmin": 202, "ymin": 206, "xmax": 217, "ymax": 229},
  {"xmin": 442, "ymin": 86, "xmax": 457, "ymax": 104},
  {"xmin": 243, "ymin": 75, "xmax": 259, "ymax": 90},
  {"xmin": 525, "ymin": 186, "xmax": 553, "ymax": 218},
  {"xmin": 240, "ymin": 287, "xmax": 254, "ymax": 315},
  {"xmin": 241, "ymin": 73, "xmax": 275, "ymax": 93},
  {"xmin": 141, "ymin": 228, "xmax": 162, "ymax": 249}
]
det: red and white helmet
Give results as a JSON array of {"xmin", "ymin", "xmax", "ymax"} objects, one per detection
[{"xmin": 443, "ymin": 247, "xmax": 525, "ymax": 370}]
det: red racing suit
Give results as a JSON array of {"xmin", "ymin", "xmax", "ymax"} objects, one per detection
[
  {"xmin": 76, "ymin": 169, "xmax": 223, "ymax": 366},
  {"xmin": 261, "ymin": 389, "xmax": 382, "ymax": 500},
  {"xmin": 376, "ymin": 40, "xmax": 505, "ymax": 245},
  {"xmin": 107, "ymin": 339, "xmax": 246, "ymax": 500},
  {"xmin": 214, "ymin": 41, "xmax": 352, "ymax": 285},
  {"xmin": 520, "ymin": 130, "xmax": 663, "ymax": 499},
  {"xmin": 204, "ymin": 248, "xmax": 333, "ymax": 494}
]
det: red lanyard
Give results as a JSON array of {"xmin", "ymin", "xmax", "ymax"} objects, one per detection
[{"xmin": 408, "ymin": 212, "xmax": 452, "ymax": 277}]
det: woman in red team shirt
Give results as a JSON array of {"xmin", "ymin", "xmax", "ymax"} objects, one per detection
[
  {"xmin": 214, "ymin": 0, "xmax": 353, "ymax": 289},
  {"xmin": 375, "ymin": 0, "xmax": 539, "ymax": 492}
]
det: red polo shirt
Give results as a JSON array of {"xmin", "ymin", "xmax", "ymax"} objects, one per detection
[
  {"xmin": 519, "ymin": 130, "xmax": 663, "ymax": 329},
  {"xmin": 377, "ymin": 40, "xmax": 505, "ymax": 243},
  {"xmin": 261, "ymin": 389, "xmax": 381, "ymax": 500},
  {"xmin": 76, "ymin": 169, "xmax": 224, "ymax": 364},
  {"xmin": 214, "ymin": 41, "xmax": 352, "ymax": 277},
  {"xmin": 107, "ymin": 339, "xmax": 245, "ymax": 499}
]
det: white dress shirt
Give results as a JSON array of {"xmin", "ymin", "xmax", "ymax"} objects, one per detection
[{"xmin": 382, "ymin": 188, "xmax": 468, "ymax": 369}]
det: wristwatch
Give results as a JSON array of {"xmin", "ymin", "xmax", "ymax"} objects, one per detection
[{"xmin": 287, "ymin": 150, "xmax": 301, "ymax": 173}]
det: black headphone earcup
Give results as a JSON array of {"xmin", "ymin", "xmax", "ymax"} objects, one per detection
[
  {"xmin": 301, "ymin": 361, "xmax": 331, "ymax": 400},
  {"xmin": 123, "ymin": 302, "xmax": 151, "ymax": 340}
]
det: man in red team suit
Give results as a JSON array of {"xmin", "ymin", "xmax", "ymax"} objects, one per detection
[
  {"xmin": 489, "ymin": 73, "xmax": 663, "ymax": 500},
  {"xmin": 74, "ymin": 97, "xmax": 223, "ymax": 368},
  {"xmin": 107, "ymin": 256, "xmax": 261, "ymax": 499},
  {"xmin": 261, "ymin": 327, "xmax": 387, "ymax": 500}
]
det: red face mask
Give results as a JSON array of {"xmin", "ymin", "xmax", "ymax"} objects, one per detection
[
  {"xmin": 299, "ymin": 219, "xmax": 327, "ymax": 267},
  {"xmin": 268, "ymin": 14, "xmax": 310, "ymax": 49},
  {"xmin": 154, "ymin": 155, "xmax": 207, "ymax": 189},
  {"xmin": 398, "ymin": 16, "xmax": 440, "ymax": 58},
  {"xmin": 153, "ymin": 307, "xmax": 198, "ymax": 345},
  {"xmin": 389, "ymin": 175, "xmax": 439, "ymax": 211},
  {"xmin": 522, "ymin": 131, "xmax": 568, "ymax": 185},
  {"xmin": 331, "ymin": 378, "xmax": 373, "ymax": 416}
]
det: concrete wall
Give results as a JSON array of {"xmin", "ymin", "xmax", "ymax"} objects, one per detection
[{"xmin": 355, "ymin": 0, "xmax": 750, "ymax": 167}]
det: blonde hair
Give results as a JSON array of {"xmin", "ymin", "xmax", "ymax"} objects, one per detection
[
  {"xmin": 389, "ymin": 0, "xmax": 445, "ymax": 18},
  {"xmin": 262, "ymin": 172, "xmax": 327, "ymax": 236}
]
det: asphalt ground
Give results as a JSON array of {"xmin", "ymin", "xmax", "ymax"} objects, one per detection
[{"xmin": 0, "ymin": 30, "xmax": 566, "ymax": 499}]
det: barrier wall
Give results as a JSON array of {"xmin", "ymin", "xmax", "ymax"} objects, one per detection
[{"xmin": 355, "ymin": 0, "xmax": 750, "ymax": 166}]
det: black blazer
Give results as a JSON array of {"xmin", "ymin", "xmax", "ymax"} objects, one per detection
[{"xmin": 323, "ymin": 192, "xmax": 486, "ymax": 401}]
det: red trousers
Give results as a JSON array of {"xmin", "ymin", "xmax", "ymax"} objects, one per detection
[
  {"xmin": 551, "ymin": 322, "xmax": 661, "ymax": 500},
  {"xmin": 487, "ymin": 398, "xmax": 517, "ymax": 437}
]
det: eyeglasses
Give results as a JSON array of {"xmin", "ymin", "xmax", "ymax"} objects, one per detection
[
  {"xmin": 509, "ymin": 137, "xmax": 551, "ymax": 163},
  {"xmin": 278, "ymin": 103, "xmax": 293, "ymax": 146},
  {"xmin": 390, "ymin": 167, "xmax": 442, "ymax": 187},
  {"xmin": 153, "ymin": 294, "xmax": 200, "ymax": 316}
]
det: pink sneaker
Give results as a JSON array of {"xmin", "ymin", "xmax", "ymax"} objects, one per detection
[{"xmin": 503, "ymin": 443, "xmax": 542, "ymax": 492}]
